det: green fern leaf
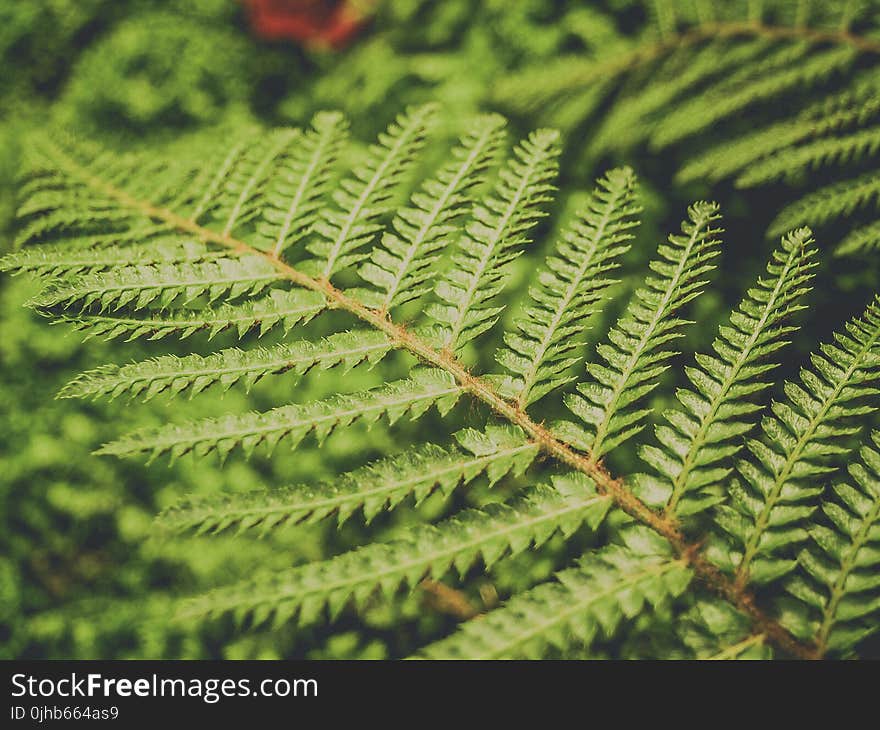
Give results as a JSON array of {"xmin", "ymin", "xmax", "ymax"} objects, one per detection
[
  {"xmin": 420, "ymin": 528, "xmax": 691, "ymax": 659},
  {"xmin": 0, "ymin": 238, "xmax": 219, "ymax": 277},
  {"xmin": 359, "ymin": 114, "xmax": 506, "ymax": 313},
  {"xmin": 218, "ymin": 129, "xmax": 299, "ymax": 236},
  {"xmin": 426, "ymin": 128, "xmax": 560, "ymax": 351},
  {"xmin": 61, "ymin": 288, "xmax": 326, "ymax": 341},
  {"xmin": 714, "ymin": 298, "xmax": 880, "ymax": 587},
  {"xmin": 59, "ymin": 330, "xmax": 391, "ymax": 401},
  {"xmin": 634, "ymin": 228, "xmax": 817, "ymax": 517},
  {"xmin": 96, "ymin": 367, "xmax": 462, "ymax": 462},
  {"xmin": 494, "ymin": 166, "xmax": 640, "ymax": 408},
  {"xmin": 565, "ymin": 201, "xmax": 722, "ymax": 458},
  {"xmin": 835, "ymin": 220, "xmax": 880, "ymax": 257},
  {"xmin": 651, "ymin": 44, "xmax": 855, "ymax": 149},
  {"xmin": 256, "ymin": 111, "xmax": 348, "ymax": 256},
  {"xmin": 158, "ymin": 425, "xmax": 537, "ymax": 533},
  {"xmin": 305, "ymin": 104, "xmax": 437, "ymax": 279},
  {"xmin": 31, "ymin": 257, "xmax": 284, "ymax": 313},
  {"xmin": 737, "ymin": 125, "xmax": 880, "ymax": 188},
  {"xmin": 784, "ymin": 431, "xmax": 880, "ymax": 655},
  {"xmin": 180, "ymin": 473, "xmax": 610, "ymax": 628},
  {"xmin": 768, "ymin": 171, "xmax": 880, "ymax": 238}
]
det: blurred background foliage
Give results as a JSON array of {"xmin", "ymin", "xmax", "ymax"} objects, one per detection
[{"xmin": 2, "ymin": 0, "xmax": 878, "ymax": 658}]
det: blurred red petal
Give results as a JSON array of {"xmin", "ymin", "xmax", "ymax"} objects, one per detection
[{"xmin": 243, "ymin": 0, "xmax": 366, "ymax": 48}]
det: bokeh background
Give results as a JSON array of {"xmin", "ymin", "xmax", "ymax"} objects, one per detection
[{"xmin": 2, "ymin": 0, "xmax": 878, "ymax": 659}]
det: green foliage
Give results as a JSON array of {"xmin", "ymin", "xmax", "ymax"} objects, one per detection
[
  {"xmin": 498, "ymin": 0, "xmax": 880, "ymax": 255},
  {"xmin": 564, "ymin": 201, "xmax": 722, "ymax": 459},
  {"xmin": 421, "ymin": 528, "xmax": 692, "ymax": 659},
  {"xmin": 8, "ymin": 98, "xmax": 880, "ymax": 661},
  {"xmin": 634, "ymin": 228, "xmax": 817, "ymax": 517},
  {"xmin": 5, "ymin": 0, "xmax": 880, "ymax": 661},
  {"xmin": 785, "ymin": 432, "xmax": 880, "ymax": 654}
]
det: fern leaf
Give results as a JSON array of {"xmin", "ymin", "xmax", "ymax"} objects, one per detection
[
  {"xmin": 634, "ymin": 228, "xmax": 817, "ymax": 517},
  {"xmin": 714, "ymin": 298, "xmax": 880, "ymax": 588},
  {"xmin": 219, "ymin": 129, "xmax": 299, "ymax": 236},
  {"xmin": 359, "ymin": 114, "xmax": 506, "ymax": 313},
  {"xmin": 835, "ymin": 220, "xmax": 880, "ymax": 257},
  {"xmin": 97, "ymin": 368, "xmax": 462, "ymax": 462},
  {"xmin": 186, "ymin": 135, "xmax": 254, "ymax": 223},
  {"xmin": 59, "ymin": 330, "xmax": 391, "ymax": 401},
  {"xmin": 590, "ymin": 39, "xmax": 772, "ymax": 157},
  {"xmin": 256, "ymin": 111, "xmax": 348, "ymax": 256},
  {"xmin": 61, "ymin": 289, "xmax": 326, "ymax": 341},
  {"xmin": 180, "ymin": 473, "xmax": 610, "ymax": 628},
  {"xmin": 677, "ymin": 74, "xmax": 880, "ymax": 184},
  {"xmin": 494, "ymin": 167, "xmax": 640, "ymax": 408},
  {"xmin": 678, "ymin": 599, "xmax": 773, "ymax": 660},
  {"xmin": 737, "ymin": 125, "xmax": 880, "ymax": 187},
  {"xmin": 420, "ymin": 528, "xmax": 691, "ymax": 659},
  {"xmin": 565, "ymin": 202, "xmax": 722, "ymax": 458},
  {"xmin": 31, "ymin": 256, "xmax": 284, "ymax": 312},
  {"xmin": 768, "ymin": 172, "xmax": 880, "ymax": 238},
  {"xmin": 427, "ymin": 129, "xmax": 560, "ymax": 351},
  {"xmin": 305, "ymin": 104, "xmax": 437, "ymax": 279},
  {"xmin": 784, "ymin": 431, "xmax": 880, "ymax": 655},
  {"xmin": 158, "ymin": 425, "xmax": 537, "ymax": 533},
  {"xmin": 0, "ymin": 238, "xmax": 218, "ymax": 277},
  {"xmin": 651, "ymin": 44, "xmax": 855, "ymax": 149}
]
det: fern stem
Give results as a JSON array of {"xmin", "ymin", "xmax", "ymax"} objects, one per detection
[{"xmin": 48, "ymin": 139, "xmax": 818, "ymax": 660}]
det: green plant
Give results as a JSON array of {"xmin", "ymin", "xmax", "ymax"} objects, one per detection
[
  {"xmin": 6, "ymin": 103, "xmax": 879, "ymax": 659},
  {"xmin": 498, "ymin": 0, "xmax": 880, "ymax": 256}
]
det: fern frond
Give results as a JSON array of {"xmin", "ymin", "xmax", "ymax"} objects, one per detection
[
  {"xmin": 60, "ymin": 289, "xmax": 326, "ymax": 341},
  {"xmin": 768, "ymin": 171, "xmax": 880, "ymax": 238},
  {"xmin": 97, "ymin": 368, "xmax": 462, "ymax": 462},
  {"xmin": 59, "ymin": 330, "xmax": 391, "ymax": 401},
  {"xmin": 634, "ymin": 228, "xmax": 817, "ymax": 517},
  {"xmin": 714, "ymin": 298, "xmax": 880, "ymax": 588},
  {"xmin": 650, "ymin": 44, "xmax": 855, "ymax": 149},
  {"xmin": 31, "ymin": 257, "xmax": 284, "ymax": 313},
  {"xmin": 835, "ymin": 220, "xmax": 880, "ymax": 257},
  {"xmin": 305, "ymin": 104, "xmax": 437, "ymax": 279},
  {"xmin": 784, "ymin": 431, "xmax": 880, "ymax": 656},
  {"xmin": 419, "ymin": 528, "xmax": 691, "ymax": 659},
  {"xmin": 737, "ymin": 125, "xmax": 880, "ymax": 187},
  {"xmin": 565, "ymin": 202, "xmax": 722, "ymax": 458},
  {"xmin": 256, "ymin": 111, "xmax": 348, "ymax": 256},
  {"xmin": 589, "ymin": 39, "xmax": 773, "ymax": 157},
  {"xmin": 494, "ymin": 167, "xmax": 640, "ymax": 408},
  {"xmin": 677, "ymin": 599, "xmax": 773, "ymax": 660},
  {"xmin": 159, "ymin": 425, "xmax": 538, "ymax": 533},
  {"xmin": 426, "ymin": 129, "xmax": 560, "ymax": 352},
  {"xmin": 0, "ymin": 238, "xmax": 218, "ymax": 277},
  {"xmin": 359, "ymin": 114, "xmax": 506, "ymax": 313},
  {"xmin": 676, "ymin": 99, "xmax": 873, "ymax": 185},
  {"xmin": 181, "ymin": 473, "xmax": 610, "ymax": 628},
  {"xmin": 218, "ymin": 129, "xmax": 299, "ymax": 236}
]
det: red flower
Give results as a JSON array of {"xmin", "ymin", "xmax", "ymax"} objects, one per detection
[{"xmin": 243, "ymin": 0, "xmax": 368, "ymax": 49}]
